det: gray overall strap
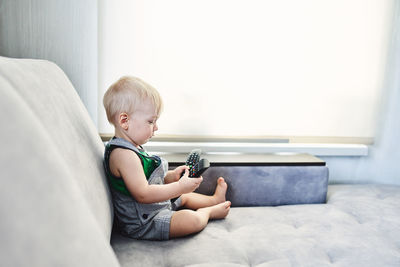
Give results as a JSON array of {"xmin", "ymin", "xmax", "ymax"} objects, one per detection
[{"xmin": 107, "ymin": 137, "xmax": 141, "ymax": 154}]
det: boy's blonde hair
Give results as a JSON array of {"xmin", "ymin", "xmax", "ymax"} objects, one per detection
[{"xmin": 103, "ymin": 76, "xmax": 163, "ymax": 126}]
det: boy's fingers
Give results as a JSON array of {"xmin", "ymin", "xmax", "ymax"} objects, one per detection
[{"xmin": 181, "ymin": 169, "xmax": 189, "ymax": 177}]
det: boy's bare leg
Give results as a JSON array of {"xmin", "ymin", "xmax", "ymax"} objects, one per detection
[
  {"xmin": 169, "ymin": 201, "xmax": 231, "ymax": 238},
  {"xmin": 181, "ymin": 177, "xmax": 228, "ymax": 210}
]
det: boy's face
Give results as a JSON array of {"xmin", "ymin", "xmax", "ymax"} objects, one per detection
[{"xmin": 126, "ymin": 99, "xmax": 159, "ymax": 147}]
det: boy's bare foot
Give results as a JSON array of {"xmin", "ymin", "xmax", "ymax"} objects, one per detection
[
  {"xmin": 213, "ymin": 177, "xmax": 228, "ymax": 204},
  {"xmin": 198, "ymin": 201, "xmax": 231, "ymax": 220}
]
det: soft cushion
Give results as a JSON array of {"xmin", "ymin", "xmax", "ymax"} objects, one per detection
[
  {"xmin": 0, "ymin": 56, "xmax": 113, "ymax": 238},
  {"xmin": 111, "ymin": 184, "xmax": 400, "ymax": 266},
  {"xmin": 199, "ymin": 166, "xmax": 329, "ymax": 206},
  {"xmin": 0, "ymin": 57, "xmax": 119, "ymax": 266}
]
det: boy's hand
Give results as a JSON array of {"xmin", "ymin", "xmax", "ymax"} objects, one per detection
[
  {"xmin": 164, "ymin": 165, "xmax": 188, "ymax": 184},
  {"xmin": 178, "ymin": 169, "xmax": 203, "ymax": 194},
  {"xmin": 174, "ymin": 165, "xmax": 189, "ymax": 180}
]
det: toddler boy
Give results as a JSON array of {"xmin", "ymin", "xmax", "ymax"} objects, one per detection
[{"xmin": 103, "ymin": 76, "xmax": 231, "ymax": 240}]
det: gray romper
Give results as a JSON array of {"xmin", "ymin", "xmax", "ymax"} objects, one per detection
[{"xmin": 104, "ymin": 137, "xmax": 182, "ymax": 240}]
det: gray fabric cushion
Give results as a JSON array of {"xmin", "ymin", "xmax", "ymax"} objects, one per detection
[
  {"xmin": 111, "ymin": 184, "xmax": 400, "ymax": 267},
  {"xmin": 198, "ymin": 166, "xmax": 329, "ymax": 206},
  {"xmin": 0, "ymin": 56, "xmax": 113, "ymax": 238},
  {"xmin": 0, "ymin": 57, "xmax": 119, "ymax": 266}
]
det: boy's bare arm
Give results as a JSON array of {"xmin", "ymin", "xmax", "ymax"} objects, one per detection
[{"xmin": 111, "ymin": 149, "xmax": 202, "ymax": 204}]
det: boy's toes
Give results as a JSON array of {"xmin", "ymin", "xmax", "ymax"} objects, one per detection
[{"xmin": 218, "ymin": 177, "xmax": 227, "ymax": 186}]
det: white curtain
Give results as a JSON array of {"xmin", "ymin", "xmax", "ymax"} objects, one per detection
[{"xmin": 98, "ymin": 0, "xmax": 395, "ymax": 141}]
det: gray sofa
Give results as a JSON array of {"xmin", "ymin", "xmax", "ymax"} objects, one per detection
[{"xmin": 1, "ymin": 56, "xmax": 399, "ymax": 267}]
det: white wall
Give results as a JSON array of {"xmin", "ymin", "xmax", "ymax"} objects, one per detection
[
  {"xmin": 322, "ymin": 2, "xmax": 400, "ymax": 185},
  {"xmin": 0, "ymin": 0, "xmax": 98, "ymax": 125}
]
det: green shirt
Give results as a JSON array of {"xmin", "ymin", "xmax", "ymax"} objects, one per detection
[{"xmin": 104, "ymin": 139, "xmax": 161, "ymax": 196}]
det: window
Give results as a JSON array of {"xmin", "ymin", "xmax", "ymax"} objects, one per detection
[{"xmin": 98, "ymin": 0, "xmax": 395, "ymax": 144}]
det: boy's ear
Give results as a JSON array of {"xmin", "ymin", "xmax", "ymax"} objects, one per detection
[{"xmin": 118, "ymin": 112, "xmax": 129, "ymax": 130}]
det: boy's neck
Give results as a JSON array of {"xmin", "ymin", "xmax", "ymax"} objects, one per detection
[{"xmin": 114, "ymin": 130, "xmax": 139, "ymax": 148}]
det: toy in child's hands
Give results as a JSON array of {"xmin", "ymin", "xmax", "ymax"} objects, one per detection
[
  {"xmin": 182, "ymin": 149, "xmax": 210, "ymax": 178},
  {"xmin": 189, "ymin": 158, "xmax": 210, "ymax": 177},
  {"xmin": 185, "ymin": 149, "xmax": 201, "ymax": 167}
]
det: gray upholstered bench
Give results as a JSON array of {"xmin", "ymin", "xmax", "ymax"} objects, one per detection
[{"xmin": 167, "ymin": 153, "xmax": 329, "ymax": 206}]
